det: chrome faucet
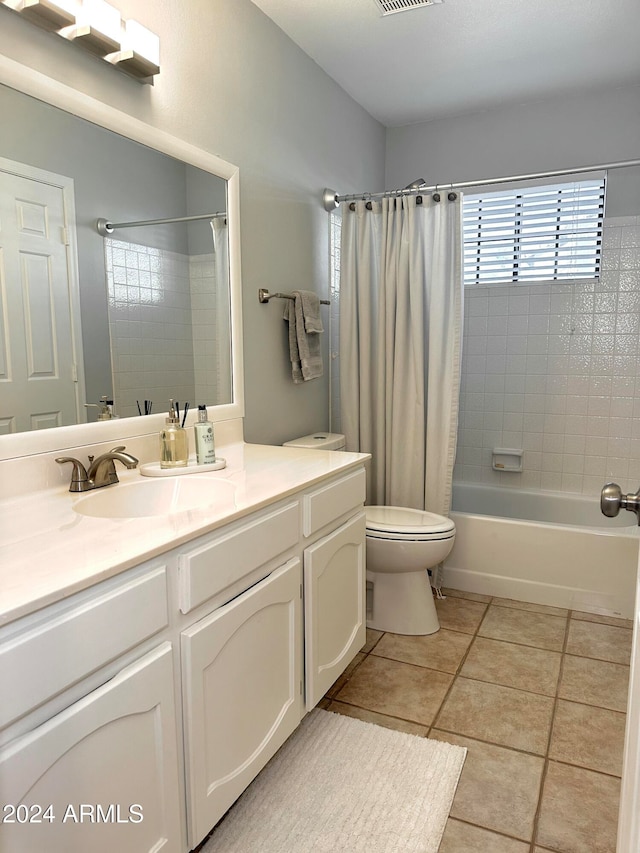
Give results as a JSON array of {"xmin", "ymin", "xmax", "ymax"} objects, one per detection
[{"xmin": 56, "ymin": 446, "xmax": 139, "ymax": 492}]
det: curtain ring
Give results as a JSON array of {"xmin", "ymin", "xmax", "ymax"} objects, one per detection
[
  {"xmin": 448, "ymin": 191, "xmax": 458, "ymax": 201},
  {"xmin": 432, "ymin": 187, "xmax": 441, "ymax": 202}
]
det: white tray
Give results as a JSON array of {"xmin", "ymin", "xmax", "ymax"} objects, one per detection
[{"xmin": 140, "ymin": 458, "xmax": 227, "ymax": 477}]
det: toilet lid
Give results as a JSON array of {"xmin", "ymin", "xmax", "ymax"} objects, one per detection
[{"xmin": 365, "ymin": 505, "xmax": 456, "ymax": 536}]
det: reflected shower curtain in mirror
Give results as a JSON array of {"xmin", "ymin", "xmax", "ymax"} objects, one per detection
[{"xmin": 339, "ymin": 194, "xmax": 463, "ymax": 521}]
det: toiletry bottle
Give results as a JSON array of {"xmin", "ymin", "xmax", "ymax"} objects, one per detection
[
  {"xmin": 194, "ymin": 405, "xmax": 216, "ymax": 464},
  {"xmin": 160, "ymin": 399, "xmax": 189, "ymax": 468}
]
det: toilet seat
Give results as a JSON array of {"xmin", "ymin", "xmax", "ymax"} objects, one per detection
[{"xmin": 365, "ymin": 506, "xmax": 455, "ymax": 541}]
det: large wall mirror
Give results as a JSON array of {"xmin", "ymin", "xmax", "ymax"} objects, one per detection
[{"xmin": 0, "ymin": 56, "xmax": 243, "ymax": 461}]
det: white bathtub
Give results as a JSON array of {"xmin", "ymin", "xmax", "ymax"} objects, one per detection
[{"xmin": 445, "ymin": 482, "xmax": 639, "ymax": 619}]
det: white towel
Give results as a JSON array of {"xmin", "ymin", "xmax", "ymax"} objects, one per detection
[{"xmin": 283, "ymin": 290, "xmax": 323, "ymax": 382}]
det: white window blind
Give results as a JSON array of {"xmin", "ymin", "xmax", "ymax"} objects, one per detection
[{"xmin": 463, "ymin": 178, "xmax": 605, "ymax": 286}]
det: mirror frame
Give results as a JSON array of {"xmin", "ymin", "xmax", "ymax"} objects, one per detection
[{"xmin": 0, "ymin": 54, "xmax": 244, "ymax": 461}]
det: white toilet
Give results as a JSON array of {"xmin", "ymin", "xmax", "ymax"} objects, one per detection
[{"xmin": 283, "ymin": 433, "xmax": 456, "ymax": 636}]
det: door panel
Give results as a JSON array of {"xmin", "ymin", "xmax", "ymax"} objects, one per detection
[
  {"xmin": 304, "ymin": 512, "xmax": 366, "ymax": 710},
  {"xmin": 0, "ymin": 165, "xmax": 80, "ymax": 433},
  {"xmin": 0, "ymin": 643, "xmax": 183, "ymax": 853},
  {"xmin": 181, "ymin": 558, "xmax": 303, "ymax": 848}
]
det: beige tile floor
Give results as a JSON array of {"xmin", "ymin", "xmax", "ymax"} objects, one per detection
[{"xmin": 319, "ymin": 589, "xmax": 633, "ymax": 853}]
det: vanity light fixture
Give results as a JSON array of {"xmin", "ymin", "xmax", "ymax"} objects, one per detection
[
  {"xmin": 60, "ymin": 0, "xmax": 121, "ymax": 56},
  {"xmin": 11, "ymin": 0, "xmax": 77, "ymax": 30},
  {"xmin": 1, "ymin": 0, "xmax": 160, "ymax": 82},
  {"xmin": 106, "ymin": 19, "xmax": 160, "ymax": 81}
]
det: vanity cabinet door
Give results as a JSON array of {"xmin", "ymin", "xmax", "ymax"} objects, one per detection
[
  {"xmin": 0, "ymin": 643, "xmax": 183, "ymax": 853},
  {"xmin": 181, "ymin": 558, "xmax": 303, "ymax": 849},
  {"xmin": 304, "ymin": 512, "xmax": 367, "ymax": 710}
]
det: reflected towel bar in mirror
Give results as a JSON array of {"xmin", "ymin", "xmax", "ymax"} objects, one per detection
[{"xmin": 258, "ymin": 288, "xmax": 330, "ymax": 305}]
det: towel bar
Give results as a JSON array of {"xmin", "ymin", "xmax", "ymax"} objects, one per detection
[{"xmin": 258, "ymin": 288, "xmax": 330, "ymax": 305}]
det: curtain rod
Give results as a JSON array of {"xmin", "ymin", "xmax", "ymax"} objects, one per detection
[
  {"xmin": 96, "ymin": 211, "xmax": 226, "ymax": 236},
  {"xmin": 322, "ymin": 159, "xmax": 640, "ymax": 212}
]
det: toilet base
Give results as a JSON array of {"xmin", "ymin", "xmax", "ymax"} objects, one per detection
[{"xmin": 366, "ymin": 568, "xmax": 440, "ymax": 635}]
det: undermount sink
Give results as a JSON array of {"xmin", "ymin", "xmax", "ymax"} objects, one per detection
[{"xmin": 73, "ymin": 476, "xmax": 236, "ymax": 519}]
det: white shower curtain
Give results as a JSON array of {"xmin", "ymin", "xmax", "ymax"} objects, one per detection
[{"xmin": 339, "ymin": 194, "xmax": 463, "ymax": 517}]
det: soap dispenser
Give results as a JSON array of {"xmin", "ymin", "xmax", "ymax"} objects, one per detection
[
  {"xmin": 160, "ymin": 399, "xmax": 188, "ymax": 469},
  {"xmin": 194, "ymin": 405, "xmax": 216, "ymax": 464}
]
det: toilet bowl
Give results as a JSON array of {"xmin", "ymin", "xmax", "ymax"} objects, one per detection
[
  {"xmin": 365, "ymin": 506, "xmax": 455, "ymax": 635},
  {"xmin": 283, "ymin": 433, "xmax": 456, "ymax": 636}
]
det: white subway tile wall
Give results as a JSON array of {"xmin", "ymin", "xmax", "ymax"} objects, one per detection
[
  {"xmin": 105, "ymin": 240, "xmax": 220, "ymax": 419},
  {"xmin": 454, "ymin": 216, "xmax": 640, "ymax": 496}
]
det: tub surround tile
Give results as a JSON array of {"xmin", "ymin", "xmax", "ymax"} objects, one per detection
[
  {"xmin": 549, "ymin": 699, "xmax": 626, "ymax": 776},
  {"xmin": 435, "ymin": 677, "xmax": 554, "ymax": 754},
  {"xmin": 461, "ymin": 636, "xmax": 562, "ymax": 696},
  {"xmin": 372, "ymin": 628, "xmax": 473, "ymax": 674},
  {"xmin": 454, "ymin": 217, "xmax": 640, "ymax": 496},
  {"xmin": 479, "ymin": 605, "xmax": 567, "ymax": 651},
  {"xmin": 335, "ymin": 655, "xmax": 452, "ymax": 726},
  {"xmin": 535, "ymin": 761, "xmax": 620, "ymax": 853},
  {"xmin": 559, "ymin": 655, "xmax": 629, "ymax": 712},
  {"xmin": 430, "ymin": 731, "xmax": 544, "ymax": 841},
  {"xmin": 435, "ymin": 596, "xmax": 489, "ymax": 634},
  {"xmin": 566, "ymin": 619, "xmax": 633, "ymax": 664},
  {"xmin": 438, "ymin": 818, "xmax": 530, "ymax": 852}
]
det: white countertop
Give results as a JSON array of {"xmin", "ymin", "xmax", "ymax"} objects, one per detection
[{"xmin": 0, "ymin": 443, "xmax": 369, "ymax": 627}]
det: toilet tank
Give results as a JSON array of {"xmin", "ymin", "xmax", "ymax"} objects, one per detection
[{"xmin": 283, "ymin": 432, "xmax": 346, "ymax": 451}]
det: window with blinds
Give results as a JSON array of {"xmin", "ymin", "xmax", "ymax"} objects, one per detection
[{"xmin": 463, "ymin": 178, "xmax": 605, "ymax": 286}]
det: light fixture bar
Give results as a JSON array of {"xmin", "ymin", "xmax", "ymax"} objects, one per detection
[
  {"xmin": 106, "ymin": 50, "xmax": 159, "ymax": 80},
  {"xmin": 4, "ymin": 0, "xmax": 161, "ymax": 82},
  {"xmin": 65, "ymin": 22, "xmax": 119, "ymax": 55}
]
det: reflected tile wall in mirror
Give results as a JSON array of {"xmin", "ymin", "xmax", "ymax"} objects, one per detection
[{"xmin": 106, "ymin": 238, "xmax": 223, "ymax": 417}]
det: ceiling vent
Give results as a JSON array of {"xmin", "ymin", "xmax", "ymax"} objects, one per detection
[{"xmin": 373, "ymin": 0, "xmax": 443, "ymax": 15}]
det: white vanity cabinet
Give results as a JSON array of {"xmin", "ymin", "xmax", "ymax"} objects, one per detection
[
  {"xmin": 177, "ymin": 468, "xmax": 366, "ymax": 849},
  {"xmin": 0, "ymin": 459, "xmax": 368, "ymax": 853}
]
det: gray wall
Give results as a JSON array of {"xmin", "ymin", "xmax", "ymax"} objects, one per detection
[
  {"xmin": 0, "ymin": 0, "xmax": 386, "ymax": 446},
  {"xmin": 385, "ymin": 85, "xmax": 640, "ymax": 216}
]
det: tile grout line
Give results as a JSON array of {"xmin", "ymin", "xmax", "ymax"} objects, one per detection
[
  {"xmin": 427, "ymin": 596, "xmax": 493, "ymax": 738},
  {"xmin": 528, "ymin": 607, "xmax": 572, "ymax": 852}
]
